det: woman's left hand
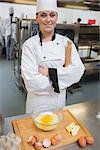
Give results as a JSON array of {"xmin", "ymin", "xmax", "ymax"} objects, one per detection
[{"xmin": 38, "ymin": 67, "xmax": 48, "ymax": 76}]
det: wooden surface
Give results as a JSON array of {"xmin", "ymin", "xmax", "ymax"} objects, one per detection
[{"xmin": 12, "ymin": 110, "xmax": 92, "ymax": 150}]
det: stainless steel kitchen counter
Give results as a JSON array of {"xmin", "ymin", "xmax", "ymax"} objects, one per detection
[{"xmin": 2, "ymin": 100, "xmax": 100, "ymax": 150}]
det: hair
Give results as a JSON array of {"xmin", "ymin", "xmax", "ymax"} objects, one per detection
[{"xmin": 36, "ymin": 12, "xmax": 58, "ymax": 16}]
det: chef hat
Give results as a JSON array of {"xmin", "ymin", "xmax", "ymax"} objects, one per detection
[{"xmin": 36, "ymin": 0, "xmax": 58, "ymax": 13}]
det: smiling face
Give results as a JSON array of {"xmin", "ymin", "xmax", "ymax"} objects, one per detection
[{"xmin": 36, "ymin": 11, "xmax": 58, "ymax": 35}]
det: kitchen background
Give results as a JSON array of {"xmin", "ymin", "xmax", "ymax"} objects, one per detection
[{"xmin": 0, "ymin": 0, "xmax": 100, "ymax": 117}]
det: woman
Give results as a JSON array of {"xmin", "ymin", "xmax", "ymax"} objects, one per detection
[{"xmin": 21, "ymin": 0, "xmax": 85, "ymax": 113}]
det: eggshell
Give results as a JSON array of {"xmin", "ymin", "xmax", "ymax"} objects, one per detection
[
  {"xmin": 51, "ymin": 137, "xmax": 58, "ymax": 146},
  {"xmin": 51, "ymin": 134, "xmax": 62, "ymax": 146},
  {"xmin": 78, "ymin": 137, "xmax": 86, "ymax": 148},
  {"xmin": 27, "ymin": 135, "xmax": 38, "ymax": 145},
  {"xmin": 34, "ymin": 135, "xmax": 39, "ymax": 142},
  {"xmin": 86, "ymin": 136, "xmax": 94, "ymax": 145},
  {"xmin": 31, "ymin": 136, "xmax": 37, "ymax": 145},
  {"xmin": 35, "ymin": 142, "xmax": 43, "ymax": 150},
  {"xmin": 27, "ymin": 136, "xmax": 33, "ymax": 143},
  {"xmin": 43, "ymin": 138, "xmax": 51, "ymax": 148},
  {"xmin": 53, "ymin": 134, "xmax": 62, "ymax": 143}
]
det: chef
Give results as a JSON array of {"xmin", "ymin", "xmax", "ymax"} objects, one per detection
[
  {"xmin": 0, "ymin": 19, "xmax": 4, "ymax": 57},
  {"xmin": 3, "ymin": 7, "xmax": 16, "ymax": 60},
  {"xmin": 21, "ymin": 0, "xmax": 85, "ymax": 113}
]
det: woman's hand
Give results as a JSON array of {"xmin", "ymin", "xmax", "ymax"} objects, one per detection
[{"xmin": 38, "ymin": 67, "xmax": 48, "ymax": 76}]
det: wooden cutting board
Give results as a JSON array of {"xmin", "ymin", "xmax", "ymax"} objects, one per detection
[{"xmin": 12, "ymin": 109, "xmax": 92, "ymax": 150}]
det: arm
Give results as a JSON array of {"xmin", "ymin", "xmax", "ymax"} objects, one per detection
[
  {"xmin": 39, "ymin": 42, "xmax": 85, "ymax": 90},
  {"xmin": 58, "ymin": 42, "xmax": 85, "ymax": 89},
  {"xmin": 21, "ymin": 40, "xmax": 52, "ymax": 93},
  {"xmin": 38, "ymin": 67, "xmax": 60, "ymax": 93}
]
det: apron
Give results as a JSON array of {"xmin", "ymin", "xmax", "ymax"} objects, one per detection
[{"xmin": 26, "ymin": 89, "xmax": 66, "ymax": 113}]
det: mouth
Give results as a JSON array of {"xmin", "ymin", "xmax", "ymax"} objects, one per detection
[{"xmin": 45, "ymin": 24, "xmax": 53, "ymax": 26}]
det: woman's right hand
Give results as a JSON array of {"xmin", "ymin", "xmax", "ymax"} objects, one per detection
[{"xmin": 38, "ymin": 67, "xmax": 48, "ymax": 76}]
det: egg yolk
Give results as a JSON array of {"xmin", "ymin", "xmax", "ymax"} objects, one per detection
[
  {"xmin": 40, "ymin": 114, "xmax": 54, "ymax": 124},
  {"xmin": 35, "ymin": 112, "xmax": 59, "ymax": 126}
]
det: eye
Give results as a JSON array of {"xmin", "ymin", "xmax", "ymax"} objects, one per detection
[
  {"xmin": 40, "ymin": 13, "xmax": 47, "ymax": 18},
  {"xmin": 49, "ymin": 13, "xmax": 56, "ymax": 18}
]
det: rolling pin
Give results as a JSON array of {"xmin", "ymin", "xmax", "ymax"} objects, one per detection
[{"xmin": 64, "ymin": 40, "xmax": 72, "ymax": 67}]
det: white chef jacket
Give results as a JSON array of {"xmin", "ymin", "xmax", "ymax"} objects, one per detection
[
  {"xmin": 0, "ymin": 20, "xmax": 5, "ymax": 47},
  {"xmin": 3, "ymin": 18, "xmax": 16, "ymax": 47},
  {"xmin": 21, "ymin": 33, "xmax": 85, "ymax": 113}
]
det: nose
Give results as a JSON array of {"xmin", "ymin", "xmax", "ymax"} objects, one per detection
[{"xmin": 46, "ymin": 15, "xmax": 51, "ymax": 22}]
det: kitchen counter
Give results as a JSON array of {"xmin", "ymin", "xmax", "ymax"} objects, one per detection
[{"xmin": 3, "ymin": 100, "xmax": 100, "ymax": 150}]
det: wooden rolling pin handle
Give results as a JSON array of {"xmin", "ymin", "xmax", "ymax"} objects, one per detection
[{"xmin": 64, "ymin": 40, "xmax": 72, "ymax": 67}]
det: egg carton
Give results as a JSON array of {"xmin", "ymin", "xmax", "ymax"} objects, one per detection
[{"xmin": 0, "ymin": 132, "xmax": 21, "ymax": 150}]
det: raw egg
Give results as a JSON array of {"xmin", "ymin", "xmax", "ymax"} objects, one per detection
[
  {"xmin": 35, "ymin": 112, "xmax": 59, "ymax": 125},
  {"xmin": 34, "ymin": 112, "xmax": 59, "ymax": 131}
]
